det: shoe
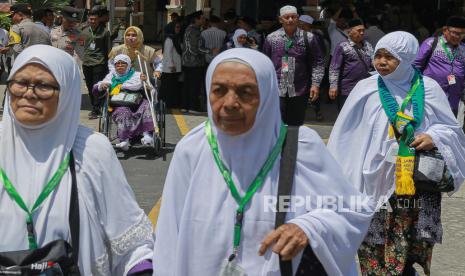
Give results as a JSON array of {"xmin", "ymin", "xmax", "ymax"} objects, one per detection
[
  {"xmin": 88, "ymin": 110, "xmax": 100, "ymax": 120},
  {"xmin": 141, "ymin": 135, "xmax": 153, "ymax": 146},
  {"xmin": 180, "ymin": 109, "xmax": 188, "ymax": 114},
  {"xmin": 315, "ymin": 112, "xmax": 324, "ymax": 121},
  {"xmin": 115, "ymin": 140, "xmax": 130, "ymax": 151}
]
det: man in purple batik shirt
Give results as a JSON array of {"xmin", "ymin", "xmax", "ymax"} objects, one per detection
[
  {"xmin": 414, "ymin": 16, "xmax": 465, "ymax": 116},
  {"xmin": 263, "ymin": 5, "xmax": 325, "ymax": 126},
  {"xmin": 329, "ymin": 18, "xmax": 374, "ymax": 111}
]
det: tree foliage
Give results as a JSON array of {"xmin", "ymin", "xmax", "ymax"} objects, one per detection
[{"xmin": 15, "ymin": 0, "xmax": 71, "ymax": 11}]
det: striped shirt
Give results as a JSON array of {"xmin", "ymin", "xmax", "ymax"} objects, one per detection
[{"xmin": 201, "ymin": 26, "xmax": 226, "ymax": 63}]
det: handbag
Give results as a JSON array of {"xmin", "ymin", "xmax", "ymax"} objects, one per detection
[
  {"xmin": 110, "ymin": 90, "xmax": 143, "ymax": 106},
  {"xmin": 276, "ymin": 126, "xmax": 327, "ymax": 276},
  {"xmin": 0, "ymin": 152, "xmax": 81, "ymax": 275},
  {"xmin": 413, "ymin": 148, "xmax": 454, "ymax": 193}
]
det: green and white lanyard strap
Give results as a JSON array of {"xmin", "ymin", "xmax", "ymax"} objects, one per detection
[
  {"xmin": 0, "ymin": 153, "xmax": 71, "ymax": 249},
  {"xmin": 440, "ymin": 36, "xmax": 459, "ymax": 73},
  {"xmin": 205, "ymin": 120, "xmax": 287, "ymax": 261}
]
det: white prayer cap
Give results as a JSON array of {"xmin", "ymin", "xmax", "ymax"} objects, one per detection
[
  {"xmin": 280, "ymin": 5, "xmax": 297, "ymax": 16},
  {"xmin": 299, "ymin": 15, "xmax": 314, "ymax": 24}
]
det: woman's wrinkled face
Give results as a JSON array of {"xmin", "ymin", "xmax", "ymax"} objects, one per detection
[
  {"xmin": 115, "ymin": 61, "xmax": 129, "ymax": 75},
  {"xmin": 237, "ymin": 34, "xmax": 247, "ymax": 46},
  {"xmin": 9, "ymin": 63, "xmax": 59, "ymax": 126},
  {"xmin": 373, "ymin": 49, "xmax": 400, "ymax": 76},
  {"xmin": 210, "ymin": 62, "xmax": 260, "ymax": 136},
  {"xmin": 125, "ymin": 29, "xmax": 138, "ymax": 47}
]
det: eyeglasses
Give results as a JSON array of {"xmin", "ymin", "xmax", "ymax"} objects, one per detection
[
  {"xmin": 7, "ymin": 80, "xmax": 59, "ymax": 100},
  {"xmin": 447, "ymin": 28, "xmax": 465, "ymax": 37},
  {"xmin": 115, "ymin": 61, "xmax": 128, "ymax": 66}
]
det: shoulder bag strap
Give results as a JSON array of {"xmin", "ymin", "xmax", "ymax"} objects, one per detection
[
  {"xmin": 303, "ymin": 31, "xmax": 312, "ymax": 74},
  {"xmin": 69, "ymin": 151, "xmax": 80, "ymax": 266},
  {"xmin": 275, "ymin": 126, "xmax": 299, "ymax": 276},
  {"xmin": 352, "ymin": 44, "xmax": 370, "ymax": 73}
]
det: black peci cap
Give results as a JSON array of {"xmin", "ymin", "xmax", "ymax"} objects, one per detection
[{"xmin": 10, "ymin": 3, "xmax": 32, "ymax": 17}]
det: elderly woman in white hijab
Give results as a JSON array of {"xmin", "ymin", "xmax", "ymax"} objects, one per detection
[
  {"xmin": 153, "ymin": 48, "xmax": 372, "ymax": 276},
  {"xmin": 0, "ymin": 45, "xmax": 154, "ymax": 275},
  {"xmin": 96, "ymin": 54, "xmax": 154, "ymax": 151},
  {"xmin": 328, "ymin": 31, "xmax": 465, "ymax": 275},
  {"xmin": 225, "ymin": 28, "xmax": 256, "ymax": 50}
]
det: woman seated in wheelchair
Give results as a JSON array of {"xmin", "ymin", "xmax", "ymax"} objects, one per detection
[{"xmin": 96, "ymin": 54, "xmax": 154, "ymax": 151}]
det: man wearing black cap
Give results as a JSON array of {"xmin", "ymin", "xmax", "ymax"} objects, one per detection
[
  {"xmin": 414, "ymin": 16, "xmax": 465, "ymax": 117},
  {"xmin": 329, "ymin": 18, "xmax": 373, "ymax": 111},
  {"xmin": 0, "ymin": 3, "xmax": 51, "ymax": 57},
  {"xmin": 51, "ymin": 6, "xmax": 85, "ymax": 60}
]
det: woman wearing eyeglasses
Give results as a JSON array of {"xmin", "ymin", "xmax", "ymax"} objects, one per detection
[{"xmin": 0, "ymin": 45, "xmax": 154, "ymax": 275}]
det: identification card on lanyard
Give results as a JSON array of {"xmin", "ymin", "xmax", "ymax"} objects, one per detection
[
  {"xmin": 440, "ymin": 37, "xmax": 459, "ymax": 86},
  {"xmin": 89, "ymin": 41, "xmax": 96, "ymax": 50},
  {"xmin": 219, "ymin": 259, "xmax": 248, "ymax": 276},
  {"xmin": 281, "ymin": 56, "xmax": 289, "ymax": 73},
  {"xmin": 447, "ymin": 74, "xmax": 456, "ymax": 85}
]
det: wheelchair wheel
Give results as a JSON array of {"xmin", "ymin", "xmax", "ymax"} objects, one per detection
[
  {"xmin": 158, "ymin": 101, "xmax": 166, "ymax": 147},
  {"xmin": 98, "ymin": 108, "xmax": 111, "ymax": 139},
  {"xmin": 152, "ymin": 135, "xmax": 162, "ymax": 155}
]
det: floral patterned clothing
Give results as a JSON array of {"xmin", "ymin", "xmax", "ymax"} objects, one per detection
[{"xmin": 358, "ymin": 192, "xmax": 441, "ymax": 276}]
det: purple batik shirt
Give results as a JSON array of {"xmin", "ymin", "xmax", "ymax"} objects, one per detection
[
  {"xmin": 329, "ymin": 39, "xmax": 374, "ymax": 96},
  {"xmin": 263, "ymin": 28, "xmax": 325, "ymax": 97},
  {"xmin": 413, "ymin": 35, "xmax": 465, "ymax": 112}
]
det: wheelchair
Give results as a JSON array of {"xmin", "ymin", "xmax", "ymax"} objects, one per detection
[{"xmin": 97, "ymin": 83, "xmax": 166, "ymax": 155}]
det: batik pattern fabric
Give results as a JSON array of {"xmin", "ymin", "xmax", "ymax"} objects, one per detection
[
  {"xmin": 413, "ymin": 35, "xmax": 465, "ymax": 112},
  {"xmin": 263, "ymin": 28, "xmax": 325, "ymax": 97},
  {"xmin": 358, "ymin": 192, "xmax": 441, "ymax": 276},
  {"xmin": 329, "ymin": 39, "xmax": 374, "ymax": 96},
  {"xmin": 112, "ymin": 99, "xmax": 154, "ymax": 141}
]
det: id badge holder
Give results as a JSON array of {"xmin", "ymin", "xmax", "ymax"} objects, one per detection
[
  {"xmin": 89, "ymin": 41, "xmax": 96, "ymax": 50},
  {"xmin": 219, "ymin": 259, "xmax": 248, "ymax": 276},
  {"xmin": 281, "ymin": 56, "xmax": 289, "ymax": 73},
  {"xmin": 447, "ymin": 74, "xmax": 456, "ymax": 85},
  {"xmin": 395, "ymin": 111, "xmax": 414, "ymax": 135}
]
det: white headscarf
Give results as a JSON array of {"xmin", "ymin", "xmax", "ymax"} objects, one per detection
[
  {"xmin": 374, "ymin": 31, "xmax": 419, "ymax": 92},
  {"xmin": 328, "ymin": 31, "xmax": 465, "ymax": 203},
  {"xmin": 206, "ymin": 48, "xmax": 281, "ymax": 186},
  {"xmin": 232, "ymin": 28, "xmax": 248, "ymax": 48},
  {"xmin": 0, "ymin": 45, "xmax": 154, "ymax": 275},
  {"xmin": 154, "ymin": 48, "xmax": 372, "ymax": 276},
  {"xmin": 0, "ymin": 45, "xmax": 81, "ymax": 205},
  {"xmin": 113, "ymin": 54, "xmax": 132, "ymax": 76}
]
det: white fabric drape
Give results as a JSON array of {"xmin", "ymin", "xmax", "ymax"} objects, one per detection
[
  {"xmin": 328, "ymin": 32, "xmax": 465, "ymax": 205},
  {"xmin": 0, "ymin": 45, "xmax": 153, "ymax": 275},
  {"xmin": 153, "ymin": 48, "xmax": 372, "ymax": 276}
]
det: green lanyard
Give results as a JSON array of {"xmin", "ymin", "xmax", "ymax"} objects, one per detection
[
  {"xmin": 205, "ymin": 120, "xmax": 287, "ymax": 261},
  {"xmin": 0, "ymin": 154, "xmax": 71, "ymax": 249},
  {"xmin": 400, "ymin": 74, "xmax": 421, "ymax": 112},
  {"xmin": 440, "ymin": 36, "xmax": 458, "ymax": 64}
]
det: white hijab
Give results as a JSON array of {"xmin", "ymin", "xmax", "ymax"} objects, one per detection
[
  {"xmin": 154, "ymin": 48, "xmax": 372, "ymax": 276},
  {"xmin": 0, "ymin": 45, "xmax": 154, "ymax": 275},
  {"xmin": 374, "ymin": 31, "xmax": 419, "ymax": 93},
  {"xmin": 328, "ymin": 31, "xmax": 465, "ymax": 203},
  {"xmin": 113, "ymin": 54, "xmax": 133, "ymax": 76},
  {"xmin": 0, "ymin": 45, "xmax": 81, "ymax": 206},
  {"xmin": 232, "ymin": 28, "xmax": 248, "ymax": 48},
  {"xmin": 206, "ymin": 48, "xmax": 282, "ymax": 187}
]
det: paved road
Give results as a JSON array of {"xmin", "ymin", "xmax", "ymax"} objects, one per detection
[{"xmin": 1, "ymin": 83, "xmax": 464, "ymax": 275}]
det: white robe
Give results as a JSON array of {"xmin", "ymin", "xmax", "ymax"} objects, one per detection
[
  {"xmin": 153, "ymin": 48, "xmax": 372, "ymax": 276},
  {"xmin": 328, "ymin": 31, "xmax": 465, "ymax": 205},
  {"xmin": 0, "ymin": 45, "xmax": 153, "ymax": 275},
  {"xmin": 327, "ymin": 72, "xmax": 465, "ymax": 204}
]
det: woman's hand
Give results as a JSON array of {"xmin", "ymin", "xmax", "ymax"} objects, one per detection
[
  {"xmin": 140, "ymin": 73, "xmax": 147, "ymax": 81},
  {"xmin": 100, "ymin": 83, "xmax": 110, "ymax": 90},
  {"xmin": 258, "ymin": 223, "xmax": 309, "ymax": 261},
  {"xmin": 410, "ymin": 133, "xmax": 435, "ymax": 151}
]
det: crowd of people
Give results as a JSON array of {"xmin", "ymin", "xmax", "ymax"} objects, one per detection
[{"xmin": 0, "ymin": 1, "xmax": 465, "ymax": 276}]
